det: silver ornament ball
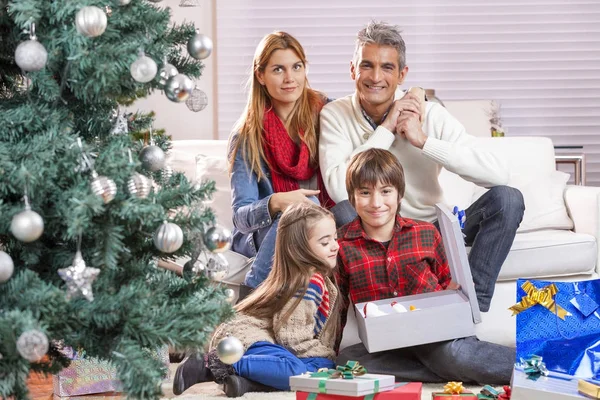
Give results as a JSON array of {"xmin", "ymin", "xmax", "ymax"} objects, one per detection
[
  {"xmin": 204, "ymin": 254, "xmax": 229, "ymax": 282},
  {"xmin": 160, "ymin": 165, "xmax": 173, "ymax": 184},
  {"xmin": 0, "ymin": 251, "xmax": 14, "ymax": 283},
  {"xmin": 154, "ymin": 222, "xmax": 184, "ymax": 253},
  {"xmin": 16, "ymin": 329, "xmax": 49, "ymax": 362},
  {"xmin": 159, "ymin": 63, "xmax": 178, "ymax": 87},
  {"xmin": 216, "ymin": 336, "xmax": 244, "ymax": 365},
  {"xmin": 127, "ymin": 172, "xmax": 152, "ymax": 199},
  {"xmin": 139, "ymin": 145, "xmax": 166, "ymax": 172},
  {"xmin": 224, "ymin": 288, "xmax": 236, "ymax": 303},
  {"xmin": 164, "ymin": 74, "xmax": 194, "ymax": 103},
  {"xmin": 15, "ymin": 39, "xmax": 48, "ymax": 72},
  {"xmin": 186, "ymin": 88, "xmax": 208, "ymax": 112},
  {"xmin": 130, "ymin": 54, "xmax": 158, "ymax": 83},
  {"xmin": 118, "ymin": 0, "xmax": 132, "ymax": 4},
  {"xmin": 204, "ymin": 225, "xmax": 232, "ymax": 253},
  {"xmin": 75, "ymin": 6, "xmax": 107, "ymax": 38},
  {"xmin": 91, "ymin": 175, "xmax": 117, "ymax": 204},
  {"xmin": 187, "ymin": 33, "xmax": 213, "ymax": 60},
  {"xmin": 182, "ymin": 258, "xmax": 205, "ymax": 279},
  {"xmin": 11, "ymin": 209, "xmax": 44, "ymax": 243}
]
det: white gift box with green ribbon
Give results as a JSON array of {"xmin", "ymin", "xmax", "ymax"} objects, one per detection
[{"xmin": 290, "ymin": 372, "xmax": 395, "ymax": 397}]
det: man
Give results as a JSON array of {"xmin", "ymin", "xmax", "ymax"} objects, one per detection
[{"xmin": 319, "ymin": 21, "xmax": 524, "ymax": 312}]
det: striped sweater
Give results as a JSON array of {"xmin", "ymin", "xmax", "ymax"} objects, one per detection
[{"xmin": 209, "ymin": 273, "xmax": 339, "ymax": 360}]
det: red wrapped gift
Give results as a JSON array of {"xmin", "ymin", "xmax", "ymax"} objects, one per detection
[
  {"xmin": 295, "ymin": 382, "xmax": 422, "ymax": 400},
  {"xmin": 432, "ymin": 382, "xmax": 477, "ymax": 400}
]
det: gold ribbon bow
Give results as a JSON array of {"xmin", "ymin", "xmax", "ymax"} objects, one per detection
[
  {"xmin": 444, "ymin": 381, "xmax": 464, "ymax": 394},
  {"xmin": 578, "ymin": 380, "xmax": 600, "ymax": 399},
  {"xmin": 509, "ymin": 280, "xmax": 571, "ymax": 320}
]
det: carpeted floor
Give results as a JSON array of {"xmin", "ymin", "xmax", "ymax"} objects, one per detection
[{"xmin": 161, "ymin": 364, "xmax": 494, "ymax": 399}]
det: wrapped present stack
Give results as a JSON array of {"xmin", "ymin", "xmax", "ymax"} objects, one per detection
[
  {"xmin": 53, "ymin": 346, "xmax": 169, "ymax": 398},
  {"xmin": 290, "ymin": 361, "xmax": 422, "ymax": 399}
]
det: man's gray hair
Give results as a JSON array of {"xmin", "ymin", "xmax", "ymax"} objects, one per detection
[{"xmin": 354, "ymin": 21, "xmax": 406, "ymax": 69}]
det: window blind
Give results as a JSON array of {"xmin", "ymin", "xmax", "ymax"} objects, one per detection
[{"xmin": 216, "ymin": 0, "xmax": 600, "ymax": 185}]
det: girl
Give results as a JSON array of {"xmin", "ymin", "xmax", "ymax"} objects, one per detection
[
  {"xmin": 227, "ymin": 31, "xmax": 335, "ymax": 295},
  {"xmin": 175, "ymin": 202, "xmax": 340, "ymax": 397}
]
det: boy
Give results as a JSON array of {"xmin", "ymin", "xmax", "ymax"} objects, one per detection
[{"xmin": 336, "ymin": 148, "xmax": 514, "ymax": 384}]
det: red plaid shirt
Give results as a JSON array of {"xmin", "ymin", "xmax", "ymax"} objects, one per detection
[{"xmin": 336, "ymin": 215, "xmax": 451, "ymax": 328}]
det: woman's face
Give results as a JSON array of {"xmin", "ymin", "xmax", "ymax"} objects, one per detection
[{"xmin": 256, "ymin": 49, "xmax": 306, "ymax": 111}]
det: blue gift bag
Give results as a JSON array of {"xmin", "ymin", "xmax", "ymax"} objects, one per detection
[{"xmin": 514, "ymin": 278, "xmax": 600, "ymax": 379}]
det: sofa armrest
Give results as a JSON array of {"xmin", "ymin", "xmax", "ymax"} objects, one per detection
[{"xmin": 564, "ymin": 185, "xmax": 600, "ymax": 273}]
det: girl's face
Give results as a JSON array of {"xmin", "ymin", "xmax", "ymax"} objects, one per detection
[
  {"xmin": 256, "ymin": 49, "xmax": 306, "ymax": 111},
  {"xmin": 308, "ymin": 217, "xmax": 339, "ymax": 269}
]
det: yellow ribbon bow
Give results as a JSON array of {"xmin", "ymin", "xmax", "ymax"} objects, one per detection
[
  {"xmin": 509, "ymin": 280, "xmax": 571, "ymax": 320},
  {"xmin": 444, "ymin": 381, "xmax": 464, "ymax": 394}
]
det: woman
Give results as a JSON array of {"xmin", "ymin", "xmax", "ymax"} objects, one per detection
[{"xmin": 228, "ymin": 31, "xmax": 334, "ymax": 293}]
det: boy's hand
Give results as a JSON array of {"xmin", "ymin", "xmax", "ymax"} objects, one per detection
[{"xmin": 446, "ymin": 281, "xmax": 461, "ymax": 291}]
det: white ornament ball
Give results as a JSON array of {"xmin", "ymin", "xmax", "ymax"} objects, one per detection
[
  {"xmin": 127, "ymin": 172, "xmax": 152, "ymax": 199},
  {"xmin": 204, "ymin": 225, "xmax": 232, "ymax": 253},
  {"xmin": 216, "ymin": 336, "xmax": 244, "ymax": 365},
  {"xmin": 158, "ymin": 63, "xmax": 178, "ymax": 87},
  {"xmin": 185, "ymin": 88, "xmax": 208, "ymax": 112},
  {"xmin": 11, "ymin": 209, "xmax": 44, "ymax": 243},
  {"xmin": 223, "ymin": 288, "xmax": 235, "ymax": 303},
  {"xmin": 90, "ymin": 175, "xmax": 117, "ymax": 204},
  {"xmin": 0, "ymin": 251, "xmax": 15, "ymax": 283},
  {"xmin": 187, "ymin": 33, "xmax": 213, "ymax": 60},
  {"xmin": 164, "ymin": 74, "xmax": 194, "ymax": 103},
  {"xmin": 16, "ymin": 329, "xmax": 49, "ymax": 362},
  {"xmin": 204, "ymin": 254, "xmax": 229, "ymax": 282},
  {"xmin": 130, "ymin": 54, "xmax": 158, "ymax": 83},
  {"xmin": 15, "ymin": 39, "xmax": 48, "ymax": 72},
  {"xmin": 75, "ymin": 6, "xmax": 108, "ymax": 38},
  {"xmin": 153, "ymin": 222, "xmax": 184, "ymax": 253},
  {"xmin": 139, "ymin": 145, "xmax": 166, "ymax": 172}
]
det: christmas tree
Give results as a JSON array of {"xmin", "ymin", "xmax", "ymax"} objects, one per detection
[{"xmin": 0, "ymin": 1, "xmax": 232, "ymax": 398}]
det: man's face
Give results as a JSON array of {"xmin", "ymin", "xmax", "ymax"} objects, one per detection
[{"xmin": 351, "ymin": 44, "xmax": 408, "ymax": 109}]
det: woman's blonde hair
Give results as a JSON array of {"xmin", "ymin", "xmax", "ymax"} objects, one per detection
[
  {"xmin": 228, "ymin": 31, "xmax": 323, "ymax": 180},
  {"xmin": 236, "ymin": 202, "xmax": 337, "ymax": 331}
]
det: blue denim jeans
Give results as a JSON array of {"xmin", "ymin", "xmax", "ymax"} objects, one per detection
[{"xmin": 233, "ymin": 341, "xmax": 334, "ymax": 390}]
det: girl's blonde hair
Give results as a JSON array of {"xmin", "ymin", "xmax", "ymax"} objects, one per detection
[
  {"xmin": 228, "ymin": 31, "xmax": 323, "ymax": 180},
  {"xmin": 236, "ymin": 202, "xmax": 337, "ymax": 331}
]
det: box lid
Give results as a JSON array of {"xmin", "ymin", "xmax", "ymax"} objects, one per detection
[
  {"xmin": 436, "ymin": 203, "xmax": 481, "ymax": 323},
  {"xmin": 289, "ymin": 373, "xmax": 395, "ymax": 396}
]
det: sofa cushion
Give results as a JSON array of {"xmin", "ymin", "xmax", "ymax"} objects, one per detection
[
  {"xmin": 496, "ymin": 230, "xmax": 597, "ymax": 281},
  {"xmin": 444, "ymin": 99, "xmax": 494, "ymax": 138}
]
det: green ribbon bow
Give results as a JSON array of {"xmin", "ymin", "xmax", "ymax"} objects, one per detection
[
  {"xmin": 309, "ymin": 361, "xmax": 370, "ymax": 394},
  {"xmin": 519, "ymin": 355, "xmax": 549, "ymax": 381}
]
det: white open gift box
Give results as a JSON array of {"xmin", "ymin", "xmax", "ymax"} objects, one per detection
[
  {"xmin": 289, "ymin": 373, "xmax": 395, "ymax": 396},
  {"xmin": 510, "ymin": 367, "xmax": 594, "ymax": 400},
  {"xmin": 354, "ymin": 204, "xmax": 482, "ymax": 353}
]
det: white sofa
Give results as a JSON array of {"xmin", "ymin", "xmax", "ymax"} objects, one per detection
[{"xmin": 165, "ymin": 101, "xmax": 600, "ymax": 349}]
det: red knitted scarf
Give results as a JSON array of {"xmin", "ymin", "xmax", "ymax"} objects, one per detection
[{"xmin": 262, "ymin": 107, "xmax": 335, "ymax": 209}]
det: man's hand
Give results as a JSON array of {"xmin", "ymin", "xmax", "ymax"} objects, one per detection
[
  {"xmin": 269, "ymin": 189, "xmax": 320, "ymax": 216},
  {"xmin": 396, "ymin": 111, "xmax": 428, "ymax": 149},
  {"xmin": 380, "ymin": 95, "xmax": 422, "ymax": 132}
]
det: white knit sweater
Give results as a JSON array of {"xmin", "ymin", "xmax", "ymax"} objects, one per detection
[{"xmin": 319, "ymin": 88, "xmax": 509, "ymax": 222}]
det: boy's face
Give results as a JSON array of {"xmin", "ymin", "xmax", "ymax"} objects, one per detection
[{"xmin": 353, "ymin": 181, "xmax": 401, "ymax": 236}]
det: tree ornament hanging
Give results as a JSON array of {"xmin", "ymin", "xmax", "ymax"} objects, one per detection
[
  {"xmin": 158, "ymin": 61, "xmax": 178, "ymax": 87},
  {"xmin": 164, "ymin": 74, "xmax": 194, "ymax": 103},
  {"xmin": 204, "ymin": 253, "xmax": 229, "ymax": 282},
  {"xmin": 75, "ymin": 6, "xmax": 108, "ymax": 38},
  {"xmin": 216, "ymin": 336, "xmax": 244, "ymax": 365},
  {"xmin": 180, "ymin": 0, "xmax": 201, "ymax": 6},
  {"xmin": 187, "ymin": 31, "xmax": 213, "ymax": 60},
  {"xmin": 223, "ymin": 288, "xmax": 235, "ymax": 303},
  {"xmin": 139, "ymin": 145, "xmax": 166, "ymax": 172},
  {"xmin": 110, "ymin": 107, "xmax": 129, "ymax": 135},
  {"xmin": 182, "ymin": 258, "xmax": 205, "ymax": 280},
  {"xmin": 90, "ymin": 172, "xmax": 117, "ymax": 204},
  {"xmin": 11, "ymin": 194, "xmax": 44, "ymax": 243},
  {"xmin": 186, "ymin": 87, "xmax": 208, "ymax": 112},
  {"xmin": 130, "ymin": 51, "xmax": 158, "ymax": 83},
  {"xmin": 118, "ymin": 0, "xmax": 132, "ymax": 5},
  {"xmin": 160, "ymin": 165, "xmax": 173, "ymax": 184},
  {"xmin": 0, "ymin": 251, "xmax": 15, "ymax": 283},
  {"xmin": 127, "ymin": 173, "xmax": 152, "ymax": 199},
  {"xmin": 15, "ymin": 23, "xmax": 48, "ymax": 72},
  {"xmin": 58, "ymin": 250, "xmax": 101, "ymax": 301},
  {"xmin": 16, "ymin": 329, "xmax": 49, "ymax": 362},
  {"xmin": 154, "ymin": 221, "xmax": 184, "ymax": 253},
  {"xmin": 204, "ymin": 225, "xmax": 232, "ymax": 253}
]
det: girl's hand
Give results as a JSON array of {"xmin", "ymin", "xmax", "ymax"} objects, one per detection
[{"xmin": 269, "ymin": 189, "xmax": 320, "ymax": 215}]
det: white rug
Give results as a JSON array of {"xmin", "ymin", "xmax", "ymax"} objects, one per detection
[{"xmin": 162, "ymin": 365, "xmax": 492, "ymax": 399}]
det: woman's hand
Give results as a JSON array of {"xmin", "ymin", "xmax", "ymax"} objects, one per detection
[{"xmin": 269, "ymin": 189, "xmax": 320, "ymax": 216}]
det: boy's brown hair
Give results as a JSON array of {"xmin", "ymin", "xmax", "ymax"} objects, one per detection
[{"xmin": 346, "ymin": 148, "xmax": 405, "ymax": 206}]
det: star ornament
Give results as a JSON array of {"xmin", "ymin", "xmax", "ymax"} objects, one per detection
[{"xmin": 58, "ymin": 251, "xmax": 100, "ymax": 301}]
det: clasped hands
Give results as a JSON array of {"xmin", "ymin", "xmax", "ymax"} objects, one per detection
[{"xmin": 381, "ymin": 92, "xmax": 428, "ymax": 149}]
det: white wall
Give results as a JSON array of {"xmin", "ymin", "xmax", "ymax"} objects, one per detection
[{"xmin": 129, "ymin": 0, "xmax": 217, "ymax": 140}]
